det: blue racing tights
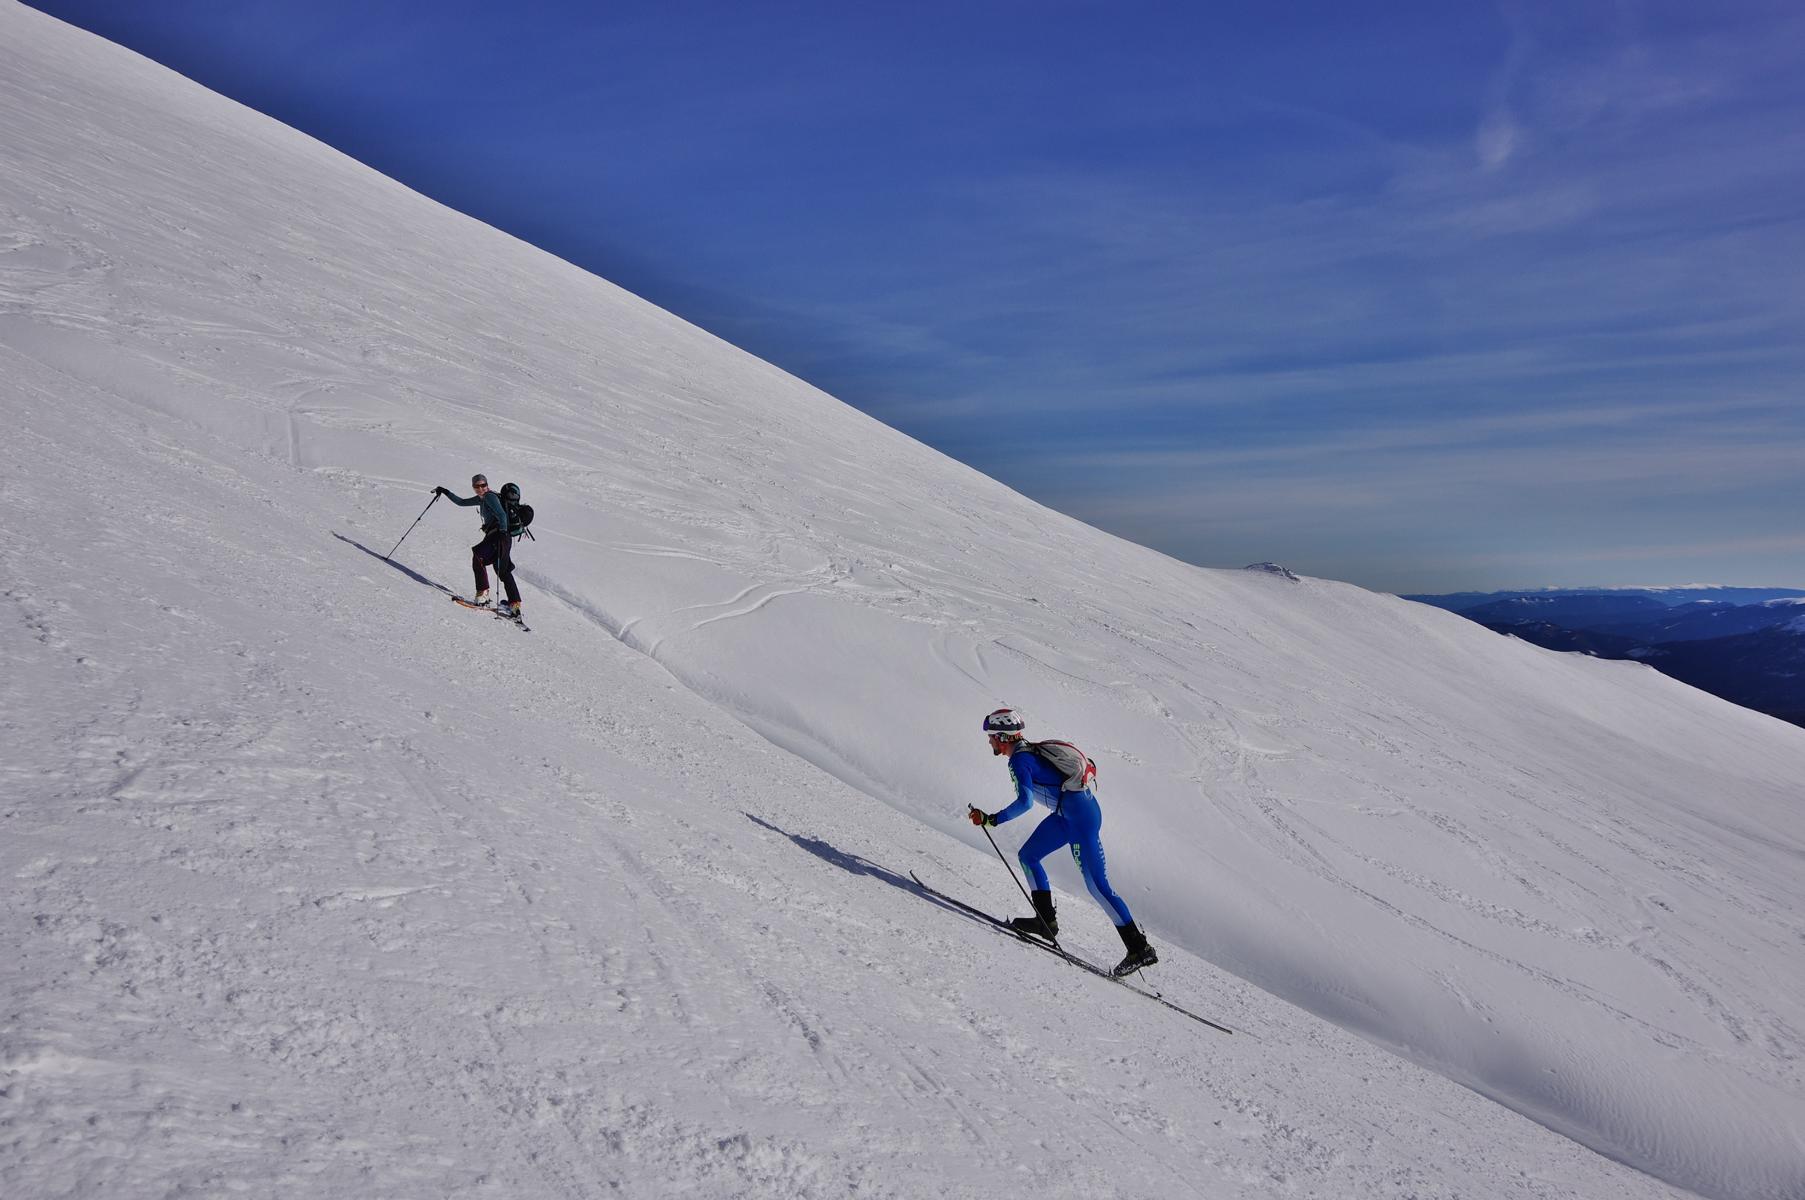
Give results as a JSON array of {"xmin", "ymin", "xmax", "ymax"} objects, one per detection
[{"xmin": 1016, "ymin": 790, "xmax": 1134, "ymax": 927}]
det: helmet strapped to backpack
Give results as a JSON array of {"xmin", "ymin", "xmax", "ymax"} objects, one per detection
[
  {"xmin": 498, "ymin": 482, "xmax": 534, "ymax": 539},
  {"xmin": 982, "ymin": 708, "xmax": 1026, "ymax": 737}
]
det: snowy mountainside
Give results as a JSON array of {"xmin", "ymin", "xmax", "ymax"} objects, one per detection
[{"xmin": 5, "ymin": 5, "xmax": 1805, "ymax": 1198}]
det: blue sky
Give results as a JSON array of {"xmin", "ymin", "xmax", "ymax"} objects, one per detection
[{"xmin": 31, "ymin": 0, "xmax": 1805, "ymax": 592}]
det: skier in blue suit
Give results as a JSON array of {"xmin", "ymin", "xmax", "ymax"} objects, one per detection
[{"xmin": 968, "ymin": 708, "xmax": 1158, "ymax": 976}]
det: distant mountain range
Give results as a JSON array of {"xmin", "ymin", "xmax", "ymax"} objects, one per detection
[{"xmin": 1404, "ymin": 588, "xmax": 1805, "ymax": 728}]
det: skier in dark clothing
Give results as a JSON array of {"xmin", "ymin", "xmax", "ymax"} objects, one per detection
[
  {"xmin": 434, "ymin": 473, "xmax": 521, "ymax": 619},
  {"xmin": 968, "ymin": 707, "xmax": 1159, "ymax": 977}
]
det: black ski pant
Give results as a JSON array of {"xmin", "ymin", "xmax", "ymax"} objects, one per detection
[{"xmin": 472, "ymin": 531, "xmax": 520, "ymax": 604}]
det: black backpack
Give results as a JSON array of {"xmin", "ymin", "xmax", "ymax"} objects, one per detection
[{"xmin": 498, "ymin": 482, "xmax": 535, "ymax": 539}]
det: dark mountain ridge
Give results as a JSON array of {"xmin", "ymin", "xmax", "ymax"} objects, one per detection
[
  {"xmin": 1592, "ymin": 598, "xmax": 1805, "ymax": 643},
  {"xmin": 1406, "ymin": 586, "xmax": 1805, "ymax": 613},
  {"xmin": 1412, "ymin": 587, "xmax": 1805, "ymax": 730},
  {"xmin": 1459, "ymin": 594, "xmax": 1670, "ymax": 627}
]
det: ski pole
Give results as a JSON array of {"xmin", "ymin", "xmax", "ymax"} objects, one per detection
[
  {"xmin": 980, "ymin": 824, "xmax": 1039, "ymax": 919},
  {"xmin": 386, "ymin": 491, "xmax": 440, "ymax": 560}
]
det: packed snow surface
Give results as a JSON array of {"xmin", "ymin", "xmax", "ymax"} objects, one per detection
[{"xmin": 4, "ymin": 5, "xmax": 1804, "ymax": 1198}]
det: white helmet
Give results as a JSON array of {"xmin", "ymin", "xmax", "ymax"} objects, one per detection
[{"xmin": 982, "ymin": 707, "xmax": 1025, "ymax": 737}]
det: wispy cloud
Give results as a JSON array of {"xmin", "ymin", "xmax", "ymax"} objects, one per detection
[
  {"xmin": 1458, "ymin": 533, "xmax": 1805, "ymax": 568},
  {"xmin": 1475, "ymin": 0, "xmax": 1531, "ymax": 171},
  {"xmin": 1059, "ymin": 396, "xmax": 1801, "ymax": 471}
]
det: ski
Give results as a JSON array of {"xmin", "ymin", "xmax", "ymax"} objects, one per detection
[
  {"xmin": 451, "ymin": 595, "xmax": 531, "ymax": 631},
  {"xmin": 909, "ymin": 871, "xmax": 1233, "ymax": 1034}
]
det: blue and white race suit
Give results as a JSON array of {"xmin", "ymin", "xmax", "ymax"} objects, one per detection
[{"xmin": 993, "ymin": 746, "xmax": 1134, "ymax": 928}]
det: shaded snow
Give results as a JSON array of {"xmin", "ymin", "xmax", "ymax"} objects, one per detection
[{"xmin": 5, "ymin": 5, "xmax": 1805, "ymax": 1199}]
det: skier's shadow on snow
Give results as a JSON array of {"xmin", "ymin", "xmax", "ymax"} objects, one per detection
[
  {"xmin": 742, "ymin": 813, "xmax": 981, "ymax": 926},
  {"xmin": 334, "ymin": 533, "xmax": 453, "ymax": 595}
]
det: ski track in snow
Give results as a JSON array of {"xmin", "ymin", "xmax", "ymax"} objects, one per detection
[{"xmin": 4, "ymin": 5, "xmax": 1805, "ymax": 1198}]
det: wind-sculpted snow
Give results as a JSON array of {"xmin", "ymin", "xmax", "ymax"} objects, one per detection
[{"xmin": 3, "ymin": 4, "xmax": 1803, "ymax": 1197}]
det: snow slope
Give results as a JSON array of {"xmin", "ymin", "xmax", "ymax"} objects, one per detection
[{"xmin": 4, "ymin": 5, "xmax": 1804, "ymax": 1197}]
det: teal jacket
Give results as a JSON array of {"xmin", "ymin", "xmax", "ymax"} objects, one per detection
[{"xmin": 440, "ymin": 487, "xmax": 508, "ymax": 535}]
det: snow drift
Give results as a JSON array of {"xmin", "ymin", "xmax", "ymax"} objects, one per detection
[{"xmin": 4, "ymin": 5, "xmax": 1803, "ymax": 1198}]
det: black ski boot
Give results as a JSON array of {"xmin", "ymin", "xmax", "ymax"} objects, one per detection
[
  {"xmin": 1112, "ymin": 922, "xmax": 1158, "ymax": 976},
  {"xmin": 1008, "ymin": 890, "xmax": 1059, "ymax": 941}
]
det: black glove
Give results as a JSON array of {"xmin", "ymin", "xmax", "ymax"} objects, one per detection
[
  {"xmin": 433, "ymin": 485, "xmax": 448, "ymax": 497},
  {"xmin": 968, "ymin": 806, "xmax": 996, "ymax": 827}
]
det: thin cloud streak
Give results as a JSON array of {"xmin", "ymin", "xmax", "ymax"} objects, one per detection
[
  {"xmin": 1456, "ymin": 533, "xmax": 1805, "ymax": 568},
  {"xmin": 1053, "ymin": 400, "xmax": 1804, "ymax": 472},
  {"xmin": 1474, "ymin": 0, "xmax": 1530, "ymax": 172}
]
